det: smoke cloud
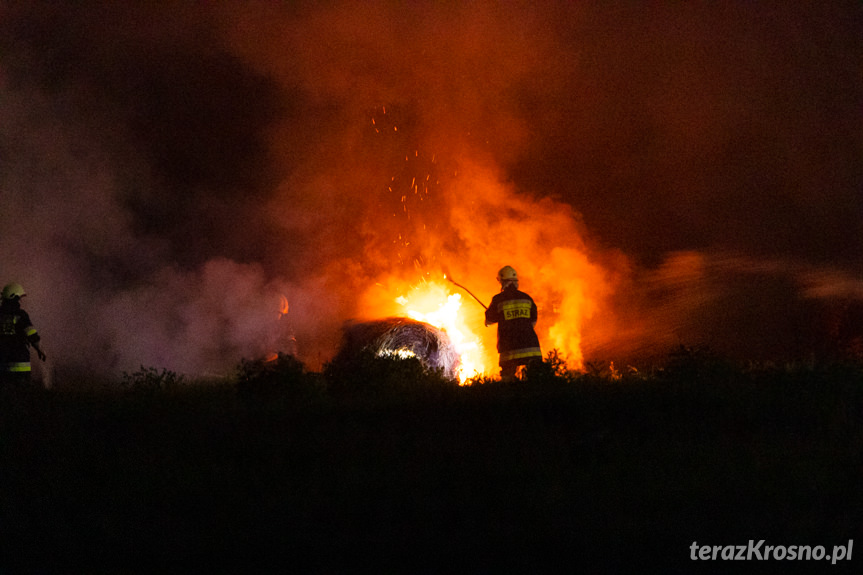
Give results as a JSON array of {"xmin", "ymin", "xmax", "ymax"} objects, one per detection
[{"xmin": 2, "ymin": 2, "xmax": 861, "ymax": 379}]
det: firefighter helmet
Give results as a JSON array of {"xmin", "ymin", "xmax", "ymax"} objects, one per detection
[
  {"xmin": 2, "ymin": 283, "xmax": 26, "ymax": 300},
  {"xmin": 497, "ymin": 266, "xmax": 518, "ymax": 283}
]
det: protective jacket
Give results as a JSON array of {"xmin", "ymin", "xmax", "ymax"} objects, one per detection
[
  {"xmin": 485, "ymin": 284, "xmax": 542, "ymax": 365},
  {"xmin": 0, "ymin": 298, "xmax": 40, "ymax": 373}
]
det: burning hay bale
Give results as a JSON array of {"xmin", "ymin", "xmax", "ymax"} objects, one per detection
[{"xmin": 333, "ymin": 317, "xmax": 461, "ymax": 380}]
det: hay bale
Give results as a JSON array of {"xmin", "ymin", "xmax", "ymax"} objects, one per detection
[{"xmin": 334, "ymin": 317, "xmax": 461, "ymax": 380}]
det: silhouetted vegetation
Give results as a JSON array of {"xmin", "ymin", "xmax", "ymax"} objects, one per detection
[
  {"xmin": 236, "ymin": 352, "xmax": 324, "ymax": 405},
  {"xmin": 121, "ymin": 365, "xmax": 185, "ymax": 391},
  {"xmin": 1, "ymin": 349, "xmax": 861, "ymax": 573},
  {"xmin": 323, "ymin": 349, "xmax": 459, "ymax": 400}
]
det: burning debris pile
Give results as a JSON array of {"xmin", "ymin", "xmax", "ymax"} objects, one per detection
[{"xmin": 333, "ymin": 317, "xmax": 461, "ymax": 381}]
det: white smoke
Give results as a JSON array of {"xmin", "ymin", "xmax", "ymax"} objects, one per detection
[{"xmin": 0, "ymin": 72, "xmax": 288, "ymax": 378}]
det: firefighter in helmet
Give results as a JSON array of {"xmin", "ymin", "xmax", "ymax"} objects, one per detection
[
  {"xmin": 484, "ymin": 266, "xmax": 542, "ymax": 380},
  {"xmin": 0, "ymin": 283, "xmax": 46, "ymax": 386}
]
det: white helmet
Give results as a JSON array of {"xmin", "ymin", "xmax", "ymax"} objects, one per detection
[
  {"xmin": 497, "ymin": 266, "xmax": 518, "ymax": 283},
  {"xmin": 2, "ymin": 283, "xmax": 26, "ymax": 300}
]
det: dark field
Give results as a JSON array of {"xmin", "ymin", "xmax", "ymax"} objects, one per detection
[{"xmin": 1, "ymin": 353, "xmax": 861, "ymax": 574}]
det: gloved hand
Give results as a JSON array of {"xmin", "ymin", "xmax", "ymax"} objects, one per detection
[{"xmin": 37, "ymin": 348, "xmax": 46, "ymax": 362}]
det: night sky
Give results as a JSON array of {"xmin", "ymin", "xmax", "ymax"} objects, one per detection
[{"xmin": 1, "ymin": 1, "xmax": 861, "ymax": 375}]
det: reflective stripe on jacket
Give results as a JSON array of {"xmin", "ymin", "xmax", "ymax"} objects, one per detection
[
  {"xmin": 1, "ymin": 361, "xmax": 31, "ymax": 372},
  {"xmin": 500, "ymin": 347, "xmax": 542, "ymax": 363}
]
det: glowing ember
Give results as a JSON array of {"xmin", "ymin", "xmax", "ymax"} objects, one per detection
[
  {"xmin": 379, "ymin": 347, "xmax": 417, "ymax": 360},
  {"xmin": 394, "ymin": 280, "xmax": 488, "ymax": 383}
]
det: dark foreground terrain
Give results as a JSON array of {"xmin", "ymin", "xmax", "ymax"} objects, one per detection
[{"xmin": 1, "ymin": 352, "xmax": 861, "ymax": 573}]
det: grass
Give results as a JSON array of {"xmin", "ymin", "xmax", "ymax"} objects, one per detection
[{"xmin": 1, "ymin": 350, "xmax": 861, "ymax": 573}]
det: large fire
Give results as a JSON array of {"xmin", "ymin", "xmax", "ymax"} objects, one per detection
[
  {"xmin": 358, "ymin": 256, "xmax": 599, "ymax": 383},
  {"xmin": 394, "ymin": 279, "xmax": 487, "ymax": 383},
  {"xmin": 311, "ymin": 107, "xmax": 609, "ymax": 381}
]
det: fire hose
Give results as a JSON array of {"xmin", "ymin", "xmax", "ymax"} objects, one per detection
[{"xmin": 444, "ymin": 274, "xmax": 488, "ymax": 310}]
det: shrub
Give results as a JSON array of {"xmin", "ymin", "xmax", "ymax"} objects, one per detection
[
  {"xmin": 462, "ymin": 349, "xmax": 573, "ymax": 387},
  {"xmin": 543, "ymin": 348, "xmax": 572, "ymax": 379},
  {"xmin": 323, "ymin": 349, "xmax": 457, "ymax": 398},
  {"xmin": 235, "ymin": 353, "xmax": 321, "ymax": 402},
  {"xmin": 121, "ymin": 366, "xmax": 185, "ymax": 391},
  {"xmin": 659, "ymin": 344, "xmax": 733, "ymax": 384}
]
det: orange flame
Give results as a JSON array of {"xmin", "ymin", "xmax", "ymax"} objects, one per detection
[
  {"xmin": 336, "ymin": 108, "xmax": 609, "ymax": 379},
  {"xmin": 358, "ymin": 275, "xmax": 496, "ymax": 383},
  {"xmin": 355, "ymin": 157, "xmax": 608, "ymax": 378},
  {"xmin": 394, "ymin": 280, "xmax": 488, "ymax": 383}
]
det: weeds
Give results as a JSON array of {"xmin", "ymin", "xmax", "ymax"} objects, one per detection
[
  {"xmin": 120, "ymin": 365, "xmax": 184, "ymax": 391},
  {"xmin": 116, "ymin": 346, "xmax": 863, "ymax": 398},
  {"xmin": 323, "ymin": 349, "xmax": 458, "ymax": 399},
  {"xmin": 236, "ymin": 352, "xmax": 324, "ymax": 403},
  {"xmin": 659, "ymin": 344, "xmax": 734, "ymax": 383}
]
